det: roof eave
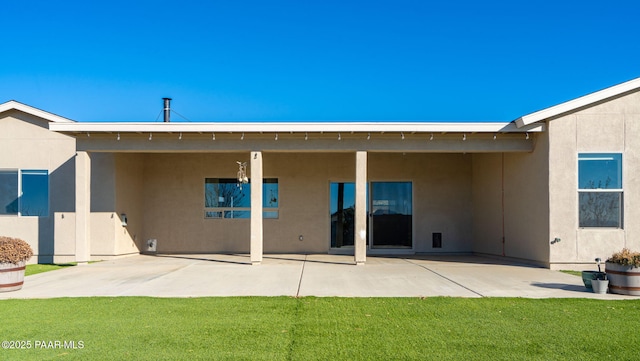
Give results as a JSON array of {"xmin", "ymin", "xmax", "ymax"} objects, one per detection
[
  {"xmin": 0, "ymin": 100, "xmax": 76, "ymax": 123},
  {"xmin": 49, "ymin": 121, "xmax": 544, "ymax": 134},
  {"xmin": 516, "ymin": 77, "xmax": 640, "ymax": 128}
]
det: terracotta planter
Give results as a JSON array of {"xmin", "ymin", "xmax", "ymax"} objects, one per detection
[
  {"xmin": 606, "ymin": 262, "xmax": 640, "ymax": 296},
  {"xmin": 0, "ymin": 261, "xmax": 26, "ymax": 292}
]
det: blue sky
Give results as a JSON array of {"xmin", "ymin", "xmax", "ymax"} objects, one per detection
[{"xmin": 1, "ymin": 1, "xmax": 638, "ymax": 122}]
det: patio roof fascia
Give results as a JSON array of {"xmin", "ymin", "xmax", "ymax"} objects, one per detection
[
  {"xmin": 515, "ymin": 76, "xmax": 640, "ymax": 128},
  {"xmin": 49, "ymin": 121, "xmax": 544, "ymax": 134}
]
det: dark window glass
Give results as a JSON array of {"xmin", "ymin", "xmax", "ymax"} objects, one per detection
[
  {"xmin": 21, "ymin": 170, "xmax": 49, "ymax": 216},
  {"xmin": 0, "ymin": 171, "xmax": 18, "ymax": 215},
  {"xmin": 578, "ymin": 154, "xmax": 622, "ymax": 228}
]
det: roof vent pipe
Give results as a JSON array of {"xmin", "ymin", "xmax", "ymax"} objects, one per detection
[{"xmin": 162, "ymin": 97, "xmax": 172, "ymax": 122}]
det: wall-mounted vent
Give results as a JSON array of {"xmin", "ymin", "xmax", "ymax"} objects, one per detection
[{"xmin": 432, "ymin": 233, "xmax": 442, "ymax": 248}]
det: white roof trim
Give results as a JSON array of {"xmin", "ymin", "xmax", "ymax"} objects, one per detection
[
  {"xmin": 515, "ymin": 77, "xmax": 640, "ymax": 128},
  {"xmin": 49, "ymin": 121, "xmax": 543, "ymax": 133},
  {"xmin": 0, "ymin": 100, "xmax": 75, "ymax": 123}
]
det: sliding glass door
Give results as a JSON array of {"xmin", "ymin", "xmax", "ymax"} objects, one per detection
[
  {"xmin": 330, "ymin": 181, "xmax": 412, "ymax": 250},
  {"xmin": 370, "ymin": 182, "xmax": 412, "ymax": 249}
]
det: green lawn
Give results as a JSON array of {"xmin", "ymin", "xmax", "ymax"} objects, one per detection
[
  {"xmin": 0, "ymin": 297, "xmax": 638, "ymax": 360},
  {"xmin": 560, "ymin": 270, "xmax": 582, "ymax": 277},
  {"xmin": 25, "ymin": 264, "xmax": 76, "ymax": 276}
]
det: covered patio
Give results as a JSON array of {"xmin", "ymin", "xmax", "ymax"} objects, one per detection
[
  {"xmin": 49, "ymin": 119, "xmax": 548, "ymax": 266},
  {"xmin": 2, "ymin": 254, "xmax": 634, "ymax": 299}
]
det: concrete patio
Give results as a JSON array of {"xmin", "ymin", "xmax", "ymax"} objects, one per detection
[{"xmin": 1, "ymin": 254, "xmax": 635, "ymax": 299}]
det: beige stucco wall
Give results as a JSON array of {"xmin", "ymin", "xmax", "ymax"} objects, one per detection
[
  {"xmin": 0, "ymin": 110, "xmax": 76, "ymax": 263},
  {"xmin": 88, "ymin": 154, "xmax": 117, "ymax": 258},
  {"xmin": 502, "ymin": 141, "xmax": 550, "ymax": 265},
  {"xmin": 53, "ymin": 212, "xmax": 75, "ymax": 263},
  {"xmin": 370, "ymin": 153, "xmax": 473, "ymax": 253},
  {"xmin": 139, "ymin": 152, "xmax": 473, "ymax": 254},
  {"xmin": 471, "ymin": 153, "xmax": 504, "ymax": 256},
  {"xmin": 81, "ymin": 153, "xmax": 142, "ymax": 259},
  {"xmin": 114, "ymin": 154, "xmax": 145, "ymax": 255},
  {"xmin": 471, "ymin": 133, "xmax": 550, "ymax": 266},
  {"xmin": 548, "ymin": 90, "xmax": 640, "ymax": 269}
]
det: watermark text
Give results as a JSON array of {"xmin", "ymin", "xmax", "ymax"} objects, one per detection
[{"xmin": 2, "ymin": 340, "xmax": 84, "ymax": 350}]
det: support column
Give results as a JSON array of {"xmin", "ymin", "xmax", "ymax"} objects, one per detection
[
  {"xmin": 250, "ymin": 151, "xmax": 263, "ymax": 265},
  {"xmin": 75, "ymin": 151, "xmax": 91, "ymax": 264},
  {"xmin": 355, "ymin": 151, "xmax": 367, "ymax": 265}
]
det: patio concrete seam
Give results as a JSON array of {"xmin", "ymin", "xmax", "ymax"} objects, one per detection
[
  {"xmin": 403, "ymin": 258, "xmax": 485, "ymax": 297},
  {"xmin": 116, "ymin": 262, "xmax": 197, "ymax": 295},
  {"xmin": 295, "ymin": 254, "xmax": 307, "ymax": 297}
]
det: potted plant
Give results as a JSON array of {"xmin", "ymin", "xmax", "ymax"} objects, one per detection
[
  {"xmin": 581, "ymin": 258, "xmax": 606, "ymax": 289},
  {"xmin": 606, "ymin": 248, "xmax": 640, "ymax": 296},
  {"xmin": 0, "ymin": 236, "xmax": 34, "ymax": 292},
  {"xmin": 591, "ymin": 272, "xmax": 609, "ymax": 294}
]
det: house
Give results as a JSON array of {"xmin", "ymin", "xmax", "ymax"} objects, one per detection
[{"xmin": 1, "ymin": 77, "xmax": 639, "ymax": 269}]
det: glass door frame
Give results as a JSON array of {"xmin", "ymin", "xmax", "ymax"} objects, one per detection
[
  {"xmin": 368, "ymin": 180, "xmax": 414, "ymax": 255},
  {"xmin": 328, "ymin": 180, "xmax": 414, "ymax": 255}
]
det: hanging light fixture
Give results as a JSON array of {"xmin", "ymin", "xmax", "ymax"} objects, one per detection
[{"xmin": 236, "ymin": 161, "xmax": 249, "ymax": 189}]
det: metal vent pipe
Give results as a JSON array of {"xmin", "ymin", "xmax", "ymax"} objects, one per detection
[{"xmin": 163, "ymin": 97, "xmax": 172, "ymax": 122}]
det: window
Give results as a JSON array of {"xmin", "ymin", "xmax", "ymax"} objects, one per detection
[
  {"xmin": 0, "ymin": 169, "xmax": 49, "ymax": 216},
  {"xmin": 204, "ymin": 178, "xmax": 278, "ymax": 219},
  {"xmin": 578, "ymin": 153, "xmax": 622, "ymax": 228},
  {"xmin": 0, "ymin": 171, "xmax": 18, "ymax": 215}
]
